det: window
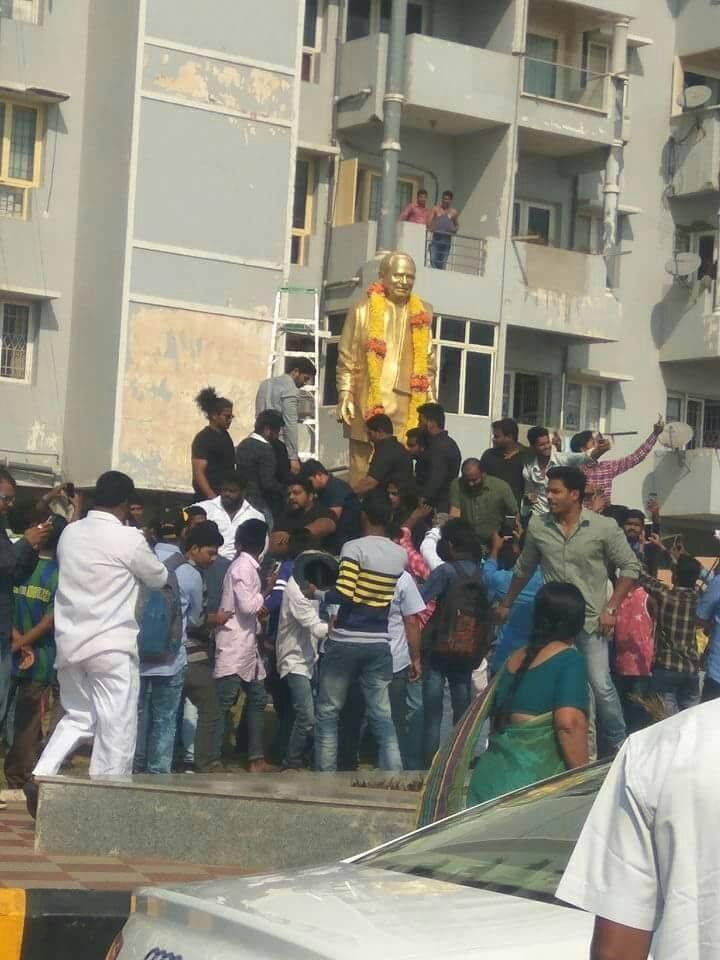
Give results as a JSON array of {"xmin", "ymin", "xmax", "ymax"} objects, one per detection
[
  {"xmin": 0, "ymin": 302, "xmax": 32, "ymax": 381},
  {"xmin": 291, "ymin": 157, "xmax": 315, "ymax": 266},
  {"xmin": 664, "ymin": 393, "xmax": 720, "ymax": 449},
  {"xmin": 0, "ymin": 0, "xmax": 38, "ymax": 23},
  {"xmin": 502, "ymin": 371, "xmax": 553, "ymax": 425},
  {"xmin": 0, "ymin": 98, "xmax": 44, "ymax": 220},
  {"xmin": 665, "ymin": 394, "xmax": 683, "ymax": 424},
  {"xmin": 673, "ymin": 227, "xmax": 717, "ymax": 284},
  {"xmin": 346, "ymin": 0, "xmax": 427, "ymax": 40},
  {"xmin": 302, "ymin": 0, "xmax": 321, "ymax": 83},
  {"xmin": 321, "ymin": 312, "xmax": 346, "ymax": 407},
  {"xmin": 435, "ymin": 316, "xmax": 494, "ymax": 417},
  {"xmin": 524, "ymin": 34, "xmax": 559, "ymax": 99},
  {"xmin": 563, "ymin": 381, "xmax": 606, "ymax": 433},
  {"xmin": 682, "ymin": 70, "xmax": 720, "ymax": 111},
  {"xmin": 513, "ymin": 200, "xmax": 556, "ymax": 246},
  {"xmin": 356, "ymin": 168, "xmax": 419, "ymax": 222}
]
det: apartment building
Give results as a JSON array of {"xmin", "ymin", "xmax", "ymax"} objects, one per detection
[
  {"xmin": 1, "ymin": 0, "xmax": 720, "ymax": 540},
  {"xmin": 0, "ymin": 0, "xmax": 302, "ymax": 491}
]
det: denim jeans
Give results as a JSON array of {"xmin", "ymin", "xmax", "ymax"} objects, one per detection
[
  {"xmin": 315, "ymin": 640, "xmax": 401, "ymax": 772},
  {"xmin": 422, "ymin": 661, "xmax": 472, "ymax": 768},
  {"xmin": 429, "ymin": 233, "xmax": 452, "ymax": 270},
  {"xmin": 135, "ymin": 669, "xmax": 185, "ymax": 774},
  {"xmin": 577, "ymin": 630, "xmax": 626, "ymax": 755},
  {"xmin": 214, "ymin": 675, "xmax": 267, "ymax": 762},
  {"xmin": 285, "ymin": 673, "xmax": 315, "ymax": 769},
  {"xmin": 389, "ymin": 668, "xmax": 424, "ymax": 771},
  {"xmin": 652, "ymin": 667, "xmax": 700, "ymax": 715},
  {"xmin": 183, "ymin": 661, "xmax": 221, "ymax": 771},
  {"xmin": 0, "ymin": 646, "xmax": 12, "ymax": 740}
]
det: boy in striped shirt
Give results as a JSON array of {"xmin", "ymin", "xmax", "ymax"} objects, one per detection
[{"xmin": 314, "ymin": 490, "xmax": 407, "ymax": 772}]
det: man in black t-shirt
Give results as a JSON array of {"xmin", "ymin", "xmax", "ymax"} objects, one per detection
[
  {"xmin": 301, "ymin": 460, "xmax": 362, "ymax": 553},
  {"xmin": 417, "ymin": 402, "xmax": 461, "ymax": 512},
  {"xmin": 355, "ymin": 414, "xmax": 415, "ymax": 497},
  {"xmin": 270, "ymin": 478, "xmax": 337, "ymax": 555},
  {"xmin": 479, "ymin": 417, "xmax": 530, "ymax": 507}
]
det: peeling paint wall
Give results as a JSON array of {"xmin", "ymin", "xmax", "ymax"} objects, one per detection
[
  {"xmin": 117, "ymin": 303, "xmax": 271, "ymax": 491},
  {"xmin": 144, "ymin": 47, "xmax": 294, "ymax": 122}
]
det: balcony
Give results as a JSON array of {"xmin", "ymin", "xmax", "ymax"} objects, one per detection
[
  {"xmin": 659, "ymin": 283, "xmax": 720, "ymax": 362},
  {"xmin": 519, "ymin": 59, "xmax": 617, "ymax": 155},
  {"xmin": 504, "ymin": 241, "xmax": 622, "ymax": 342},
  {"xmin": 336, "ymin": 33, "xmax": 516, "ymax": 135},
  {"xmin": 667, "ymin": 108, "xmax": 720, "ymax": 199},
  {"xmin": 653, "ymin": 449, "xmax": 720, "ymax": 521},
  {"xmin": 326, "ymin": 220, "xmax": 502, "ymax": 322}
]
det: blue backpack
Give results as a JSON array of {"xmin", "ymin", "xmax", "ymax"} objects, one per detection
[{"xmin": 136, "ymin": 553, "xmax": 185, "ymax": 664}]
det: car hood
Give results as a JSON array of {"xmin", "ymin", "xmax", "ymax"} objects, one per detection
[{"xmin": 133, "ymin": 863, "xmax": 593, "ymax": 959}]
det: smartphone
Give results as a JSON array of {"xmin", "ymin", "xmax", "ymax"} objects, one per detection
[
  {"xmin": 64, "ymin": 482, "xmax": 76, "ymax": 498},
  {"xmin": 500, "ymin": 515, "xmax": 515, "ymax": 538},
  {"xmin": 644, "ymin": 521, "xmax": 654, "ymax": 536}
]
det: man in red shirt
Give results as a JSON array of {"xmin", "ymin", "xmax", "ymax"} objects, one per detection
[
  {"xmin": 399, "ymin": 189, "xmax": 430, "ymax": 225},
  {"xmin": 572, "ymin": 417, "xmax": 665, "ymax": 506}
]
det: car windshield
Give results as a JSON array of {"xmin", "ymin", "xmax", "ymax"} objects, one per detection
[{"xmin": 357, "ymin": 764, "xmax": 608, "ymax": 904}]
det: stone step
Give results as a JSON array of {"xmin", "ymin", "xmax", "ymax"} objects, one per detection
[{"xmin": 34, "ymin": 772, "xmax": 424, "ymax": 870}]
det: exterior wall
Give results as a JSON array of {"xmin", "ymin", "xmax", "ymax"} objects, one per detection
[
  {"xmin": 113, "ymin": 0, "xmax": 302, "ymax": 490},
  {"xmin": 116, "ymin": 304, "xmax": 270, "ymax": 491},
  {"xmin": 674, "ymin": 0, "xmax": 720, "ymax": 57},
  {"xmin": 459, "ymin": 0, "xmax": 517, "ymax": 53},
  {"xmin": 575, "ymin": 1, "xmax": 678, "ymax": 512},
  {"xmin": 62, "ymin": 2, "xmax": 141, "ymax": 486},
  {"xmin": 0, "ymin": 3, "xmax": 93, "ymax": 480}
]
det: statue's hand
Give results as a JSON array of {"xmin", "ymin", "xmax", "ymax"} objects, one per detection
[{"xmin": 337, "ymin": 391, "xmax": 356, "ymax": 426}]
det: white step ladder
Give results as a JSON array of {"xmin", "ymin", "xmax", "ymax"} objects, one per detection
[{"xmin": 267, "ymin": 285, "xmax": 324, "ymax": 461}]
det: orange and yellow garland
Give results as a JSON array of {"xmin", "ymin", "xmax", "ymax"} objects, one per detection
[{"xmin": 365, "ymin": 282, "xmax": 431, "ymax": 433}]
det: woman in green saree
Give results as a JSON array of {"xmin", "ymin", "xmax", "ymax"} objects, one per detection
[
  {"xmin": 417, "ymin": 582, "xmax": 589, "ymax": 826},
  {"xmin": 467, "ymin": 581, "xmax": 590, "ymax": 805}
]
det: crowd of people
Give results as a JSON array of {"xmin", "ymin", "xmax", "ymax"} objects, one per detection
[{"xmin": 1, "ymin": 357, "xmax": 719, "ymax": 827}]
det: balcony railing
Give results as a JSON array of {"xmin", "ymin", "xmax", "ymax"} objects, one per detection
[
  {"xmin": 523, "ymin": 58, "xmax": 609, "ymax": 112},
  {"xmin": 424, "ymin": 231, "xmax": 487, "ymax": 276}
]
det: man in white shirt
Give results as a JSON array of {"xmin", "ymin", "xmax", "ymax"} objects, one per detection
[
  {"xmin": 556, "ymin": 700, "xmax": 720, "ymax": 960},
  {"xmin": 388, "ymin": 570, "xmax": 425, "ymax": 770},
  {"xmin": 276, "ymin": 574, "xmax": 328, "ymax": 769},
  {"xmin": 523, "ymin": 426, "xmax": 604, "ymax": 515},
  {"xmin": 32, "ymin": 472, "xmax": 168, "ymax": 792},
  {"xmin": 193, "ymin": 471, "xmax": 264, "ymax": 561}
]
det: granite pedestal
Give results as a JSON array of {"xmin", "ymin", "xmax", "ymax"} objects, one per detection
[{"xmin": 34, "ymin": 772, "xmax": 423, "ymax": 869}]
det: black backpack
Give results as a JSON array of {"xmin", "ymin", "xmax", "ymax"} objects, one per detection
[{"xmin": 428, "ymin": 562, "xmax": 491, "ymax": 669}]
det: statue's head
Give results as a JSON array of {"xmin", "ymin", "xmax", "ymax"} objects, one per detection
[{"xmin": 379, "ymin": 252, "xmax": 416, "ymax": 304}]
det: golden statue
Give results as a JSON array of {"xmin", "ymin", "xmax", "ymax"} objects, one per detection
[{"xmin": 336, "ymin": 252, "xmax": 436, "ymax": 483}]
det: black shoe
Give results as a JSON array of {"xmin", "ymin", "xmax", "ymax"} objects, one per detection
[{"xmin": 23, "ymin": 780, "xmax": 39, "ymax": 820}]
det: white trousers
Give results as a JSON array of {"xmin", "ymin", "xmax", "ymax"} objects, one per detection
[{"xmin": 34, "ymin": 650, "xmax": 140, "ymax": 779}]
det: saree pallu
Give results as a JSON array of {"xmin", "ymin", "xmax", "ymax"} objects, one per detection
[{"xmin": 417, "ymin": 673, "xmax": 565, "ymax": 827}]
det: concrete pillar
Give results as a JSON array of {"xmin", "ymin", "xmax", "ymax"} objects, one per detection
[
  {"xmin": 602, "ymin": 19, "xmax": 630, "ymax": 265},
  {"xmin": 377, "ymin": 0, "xmax": 408, "ymax": 254}
]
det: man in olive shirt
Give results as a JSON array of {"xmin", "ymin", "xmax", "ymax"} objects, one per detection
[
  {"xmin": 449, "ymin": 459, "xmax": 518, "ymax": 546},
  {"xmin": 496, "ymin": 466, "xmax": 640, "ymax": 755},
  {"xmin": 479, "ymin": 418, "xmax": 529, "ymax": 506}
]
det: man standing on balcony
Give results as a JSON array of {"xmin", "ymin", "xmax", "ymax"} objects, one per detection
[
  {"xmin": 428, "ymin": 190, "xmax": 459, "ymax": 270},
  {"xmin": 399, "ymin": 189, "xmax": 430, "ymax": 225}
]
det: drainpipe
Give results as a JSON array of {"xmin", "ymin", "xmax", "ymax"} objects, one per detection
[
  {"xmin": 377, "ymin": 0, "xmax": 408, "ymax": 253},
  {"xmin": 602, "ymin": 18, "xmax": 629, "ymax": 282}
]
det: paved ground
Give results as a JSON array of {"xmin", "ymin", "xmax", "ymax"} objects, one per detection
[{"xmin": 0, "ymin": 801, "xmax": 249, "ymax": 891}]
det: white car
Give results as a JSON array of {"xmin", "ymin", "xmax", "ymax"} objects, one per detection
[{"xmin": 108, "ymin": 764, "xmax": 607, "ymax": 960}]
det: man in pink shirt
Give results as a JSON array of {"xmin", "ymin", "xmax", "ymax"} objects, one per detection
[
  {"xmin": 399, "ymin": 189, "xmax": 430, "ymax": 225},
  {"xmin": 213, "ymin": 518, "xmax": 276, "ymax": 772}
]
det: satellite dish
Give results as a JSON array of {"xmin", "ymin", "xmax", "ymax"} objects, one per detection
[
  {"xmin": 678, "ymin": 85, "xmax": 713, "ymax": 110},
  {"xmin": 659, "ymin": 421, "xmax": 694, "ymax": 450},
  {"xmin": 665, "ymin": 252, "xmax": 701, "ymax": 276}
]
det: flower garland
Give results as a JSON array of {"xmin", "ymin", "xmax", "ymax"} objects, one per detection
[{"xmin": 365, "ymin": 282, "xmax": 431, "ymax": 433}]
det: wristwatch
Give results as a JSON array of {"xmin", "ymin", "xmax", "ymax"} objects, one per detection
[{"xmin": 605, "ymin": 606, "xmax": 618, "ymax": 617}]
